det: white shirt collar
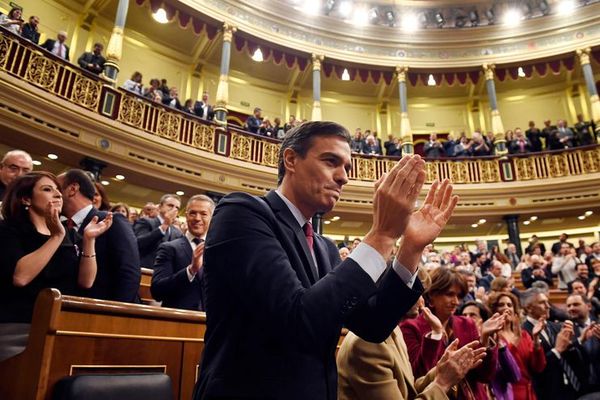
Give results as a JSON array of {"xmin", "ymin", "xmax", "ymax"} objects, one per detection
[
  {"xmin": 185, "ymin": 230, "xmax": 205, "ymax": 246},
  {"xmin": 70, "ymin": 204, "xmax": 93, "ymax": 229},
  {"xmin": 274, "ymin": 189, "xmax": 310, "ymax": 228}
]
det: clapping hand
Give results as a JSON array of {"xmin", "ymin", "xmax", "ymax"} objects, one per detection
[
  {"xmin": 481, "ymin": 312, "xmax": 505, "ymax": 344},
  {"xmin": 421, "ymin": 306, "xmax": 444, "ymax": 336},
  {"xmin": 434, "ymin": 339, "xmax": 486, "ymax": 393},
  {"xmin": 83, "ymin": 213, "xmax": 113, "ymax": 240},
  {"xmin": 532, "ymin": 317, "xmax": 546, "ymax": 339},
  {"xmin": 44, "ymin": 201, "xmax": 65, "ymax": 238},
  {"xmin": 190, "ymin": 242, "xmax": 205, "ymax": 274}
]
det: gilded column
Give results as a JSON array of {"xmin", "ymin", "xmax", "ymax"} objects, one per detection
[
  {"xmin": 103, "ymin": 0, "xmax": 129, "ymax": 84},
  {"xmin": 577, "ymin": 48, "xmax": 600, "ymax": 141},
  {"xmin": 396, "ymin": 66, "xmax": 413, "ymax": 155},
  {"xmin": 311, "ymin": 54, "xmax": 324, "ymax": 121},
  {"xmin": 214, "ymin": 23, "xmax": 236, "ymax": 126},
  {"xmin": 483, "ymin": 64, "xmax": 507, "ymax": 155}
]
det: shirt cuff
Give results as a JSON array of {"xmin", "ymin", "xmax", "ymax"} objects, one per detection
[
  {"xmin": 392, "ymin": 259, "xmax": 418, "ymax": 288},
  {"xmin": 347, "ymin": 242, "xmax": 386, "ymax": 283},
  {"xmin": 429, "ymin": 332, "xmax": 443, "ymax": 341},
  {"xmin": 185, "ymin": 265, "xmax": 196, "ymax": 282},
  {"xmin": 551, "ymin": 349, "xmax": 562, "ymax": 360}
]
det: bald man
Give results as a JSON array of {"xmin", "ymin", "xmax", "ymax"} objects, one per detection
[
  {"xmin": 0, "ymin": 150, "xmax": 33, "ymax": 199},
  {"xmin": 41, "ymin": 31, "xmax": 70, "ymax": 61}
]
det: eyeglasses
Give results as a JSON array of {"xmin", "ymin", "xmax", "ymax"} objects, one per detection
[{"xmin": 3, "ymin": 164, "xmax": 31, "ymax": 174}]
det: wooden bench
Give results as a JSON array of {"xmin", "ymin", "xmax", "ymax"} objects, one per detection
[
  {"xmin": 139, "ymin": 267, "xmax": 154, "ymax": 304},
  {"xmin": 0, "ymin": 288, "xmax": 206, "ymax": 400}
]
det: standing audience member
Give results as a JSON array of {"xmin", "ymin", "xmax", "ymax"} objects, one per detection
[
  {"xmin": 0, "ymin": 150, "xmax": 33, "ymax": 200},
  {"xmin": 122, "ymin": 71, "xmax": 143, "ymax": 95},
  {"xmin": 58, "ymin": 169, "xmax": 140, "ymax": 303},
  {"xmin": 245, "ymin": 107, "xmax": 262, "ymax": 134},
  {"xmin": 551, "ymin": 233, "xmax": 573, "ymax": 255},
  {"xmin": 140, "ymin": 202, "xmax": 158, "ymax": 218},
  {"xmin": 77, "ymin": 42, "xmax": 105, "ymax": 75},
  {"xmin": 128, "ymin": 207, "xmax": 139, "ymax": 223},
  {"xmin": 133, "ymin": 194, "xmax": 182, "ymax": 268},
  {"xmin": 41, "ymin": 31, "xmax": 70, "ymax": 61},
  {"xmin": 193, "ymin": 91, "xmax": 214, "ymax": 120},
  {"xmin": 556, "ymin": 119, "xmax": 575, "ymax": 148},
  {"xmin": 0, "ymin": 8, "xmax": 23, "ymax": 35},
  {"xmin": 521, "ymin": 255, "xmax": 553, "ymax": 288},
  {"xmin": 110, "ymin": 203, "xmax": 129, "ymax": 219},
  {"xmin": 0, "ymin": 172, "xmax": 111, "ymax": 361},
  {"xmin": 574, "ymin": 114, "xmax": 595, "ymax": 146},
  {"xmin": 552, "ymin": 243, "xmax": 579, "ymax": 289},
  {"xmin": 526, "ymin": 121, "xmax": 544, "ymax": 152},
  {"xmin": 163, "ymin": 87, "xmax": 182, "ymax": 110},
  {"xmin": 21, "ymin": 15, "xmax": 40, "ymax": 44},
  {"xmin": 92, "ymin": 182, "xmax": 110, "ymax": 211},
  {"xmin": 423, "ymin": 133, "xmax": 444, "ymax": 159},
  {"xmin": 504, "ymin": 243, "xmax": 520, "ymax": 269},
  {"xmin": 151, "ymin": 195, "xmax": 214, "ymax": 311},
  {"xmin": 508, "ymin": 128, "xmax": 531, "ymax": 154}
]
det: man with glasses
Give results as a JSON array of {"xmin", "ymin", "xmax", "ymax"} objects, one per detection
[{"xmin": 0, "ymin": 149, "xmax": 33, "ymax": 200}]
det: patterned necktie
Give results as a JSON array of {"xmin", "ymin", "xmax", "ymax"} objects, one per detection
[{"xmin": 303, "ymin": 223, "xmax": 314, "ymax": 251}]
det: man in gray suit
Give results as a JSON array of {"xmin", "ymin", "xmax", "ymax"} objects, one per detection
[{"xmin": 133, "ymin": 194, "xmax": 182, "ymax": 268}]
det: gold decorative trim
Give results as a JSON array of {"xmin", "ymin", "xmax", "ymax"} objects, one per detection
[
  {"xmin": 396, "ymin": 66, "xmax": 408, "ymax": 83},
  {"xmin": 491, "ymin": 109, "xmax": 505, "ymax": 136},
  {"xmin": 576, "ymin": 47, "xmax": 591, "ymax": 66},
  {"xmin": 215, "ymin": 73, "xmax": 229, "ymax": 107},
  {"xmin": 106, "ymin": 26, "xmax": 124, "ymax": 62},
  {"xmin": 482, "ymin": 63, "xmax": 495, "ymax": 81},
  {"xmin": 222, "ymin": 22, "xmax": 237, "ymax": 42},
  {"xmin": 311, "ymin": 54, "xmax": 324, "ymax": 71}
]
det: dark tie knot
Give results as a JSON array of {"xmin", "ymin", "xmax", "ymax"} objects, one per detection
[
  {"xmin": 66, "ymin": 218, "xmax": 76, "ymax": 230},
  {"xmin": 192, "ymin": 237, "xmax": 204, "ymax": 245}
]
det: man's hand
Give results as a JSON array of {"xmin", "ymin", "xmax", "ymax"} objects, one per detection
[
  {"xmin": 363, "ymin": 155, "xmax": 426, "ymax": 258},
  {"xmin": 554, "ymin": 321, "xmax": 574, "ymax": 353},
  {"xmin": 434, "ymin": 339, "xmax": 486, "ymax": 393},
  {"xmin": 189, "ymin": 242, "xmax": 205, "ymax": 274}
]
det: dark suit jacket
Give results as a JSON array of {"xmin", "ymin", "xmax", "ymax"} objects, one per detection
[
  {"xmin": 150, "ymin": 236, "xmax": 204, "ymax": 310},
  {"xmin": 245, "ymin": 115, "xmax": 261, "ymax": 133},
  {"xmin": 193, "ymin": 191, "xmax": 423, "ymax": 400},
  {"xmin": 521, "ymin": 267, "xmax": 553, "ymax": 288},
  {"xmin": 133, "ymin": 217, "xmax": 183, "ymax": 268},
  {"xmin": 41, "ymin": 39, "xmax": 70, "ymax": 61},
  {"xmin": 76, "ymin": 208, "xmax": 141, "ymax": 303},
  {"xmin": 77, "ymin": 51, "xmax": 105, "ymax": 74},
  {"xmin": 522, "ymin": 319, "xmax": 586, "ymax": 399},
  {"xmin": 21, "ymin": 23, "xmax": 40, "ymax": 44},
  {"xmin": 193, "ymin": 101, "xmax": 214, "ymax": 120}
]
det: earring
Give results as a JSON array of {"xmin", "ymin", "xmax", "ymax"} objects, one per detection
[{"xmin": 23, "ymin": 204, "xmax": 30, "ymax": 210}]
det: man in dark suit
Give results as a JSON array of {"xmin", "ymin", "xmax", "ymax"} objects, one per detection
[
  {"xmin": 21, "ymin": 15, "xmax": 40, "ymax": 44},
  {"xmin": 522, "ymin": 288, "xmax": 587, "ymax": 399},
  {"xmin": 41, "ymin": 31, "xmax": 70, "ymax": 61},
  {"xmin": 58, "ymin": 169, "xmax": 141, "ymax": 303},
  {"xmin": 77, "ymin": 42, "xmax": 105, "ymax": 75},
  {"xmin": 193, "ymin": 121, "xmax": 459, "ymax": 400},
  {"xmin": 151, "ymin": 195, "xmax": 214, "ymax": 310},
  {"xmin": 245, "ymin": 107, "xmax": 262, "ymax": 133},
  {"xmin": 133, "ymin": 194, "xmax": 182, "ymax": 268},
  {"xmin": 193, "ymin": 91, "xmax": 214, "ymax": 121}
]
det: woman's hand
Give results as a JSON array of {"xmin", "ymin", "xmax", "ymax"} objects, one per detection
[
  {"xmin": 421, "ymin": 306, "xmax": 444, "ymax": 335},
  {"xmin": 83, "ymin": 213, "xmax": 113, "ymax": 240},
  {"xmin": 45, "ymin": 202, "xmax": 65, "ymax": 238},
  {"xmin": 481, "ymin": 312, "xmax": 505, "ymax": 344}
]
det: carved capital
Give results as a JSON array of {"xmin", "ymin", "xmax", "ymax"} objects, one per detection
[
  {"xmin": 576, "ymin": 48, "xmax": 591, "ymax": 66},
  {"xmin": 483, "ymin": 63, "xmax": 495, "ymax": 81},
  {"xmin": 312, "ymin": 54, "xmax": 324, "ymax": 71},
  {"xmin": 222, "ymin": 23, "xmax": 237, "ymax": 42},
  {"xmin": 396, "ymin": 66, "xmax": 408, "ymax": 83}
]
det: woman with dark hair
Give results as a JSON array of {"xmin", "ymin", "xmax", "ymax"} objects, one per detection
[
  {"xmin": 0, "ymin": 172, "xmax": 112, "ymax": 360},
  {"xmin": 401, "ymin": 267, "xmax": 505, "ymax": 400},
  {"xmin": 488, "ymin": 292, "xmax": 546, "ymax": 400},
  {"xmin": 93, "ymin": 182, "xmax": 110, "ymax": 211},
  {"xmin": 0, "ymin": 8, "xmax": 24, "ymax": 35},
  {"xmin": 110, "ymin": 202, "xmax": 129, "ymax": 219}
]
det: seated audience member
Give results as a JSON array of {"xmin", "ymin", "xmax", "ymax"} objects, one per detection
[
  {"xmin": 21, "ymin": 15, "xmax": 40, "ymax": 44},
  {"xmin": 77, "ymin": 42, "xmax": 105, "ymax": 75},
  {"xmin": 521, "ymin": 255, "xmax": 553, "ymax": 288},
  {"xmin": 521, "ymin": 288, "xmax": 587, "ymax": 399},
  {"xmin": 496, "ymin": 252, "xmax": 514, "ymax": 278},
  {"xmin": 193, "ymin": 91, "xmax": 214, "ymax": 120},
  {"xmin": 525, "ymin": 234, "xmax": 546, "ymax": 255},
  {"xmin": 0, "ymin": 149, "xmax": 33, "ymax": 200},
  {"xmin": 587, "ymin": 242, "xmax": 600, "ymax": 269},
  {"xmin": 556, "ymin": 119, "xmax": 575, "ymax": 148},
  {"xmin": 350, "ymin": 128, "xmax": 364, "ymax": 153},
  {"xmin": 182, "ymin": 99, "xmax": 194, "ymax": 114},
  {"xmin": 0, "ymin": 7, "xmax": 23, "ymax": 35},
  {"xmin": 272, "ymin": 117, "xmax": 285, "ymax": 140},
  {"xmin": 574, "ymin": 114, "xmax": 595, "ymax": 146},
  {"xmin": 0, "ymin": 172, "xmax": 111, "ymax": 361},
  {"xmin": 92, "ymin": 182, "xmax": 110, "ymax": 211},
  {"xmin": 338, "ymin": 247, "xmax": 349, "ymax": 261},
  {"xmin": 258, "ymin": 118, "xmax": 274, "ymax": 137},
  {"xmin": 162, "ymin": 87, "xmax": 182, "ymax": 110},
  {"xmin": 461, "ymin": 300, "xmax": 522, "ymax": 400},
  {"xmin": 508, "ymin": 128, "xmax": 531, "ymax": 154},
  {"xmin": 526, "ymin": 121, "xmax": 544, "ymax": 152},
  {"xmin": 245, "ymin": 107, "xmax": 262, "ymax": 134},
  {"xmin": 400, "ymin": 268, "xmax": 503, "ymax": 400},
  {"xmin": 110, "ymin": 202, "xmax": 129, "ymax": 219},
  {"xmin": 552, "ymin": 243, "xmax": 579, "ymax": 289},
  {"xmin": 41, "ymin": 31, "xmax": 70, "ymax": 61},
  {"xmin": 133, "ymin": 194, "xmax": 183, "ymax": 268},
  {"xmin": 479, "ymin": 260, "xmax": 503, "ymax": 292},
  {"xmin": 551, "ymin": 233, "xmax": 573, "ymax": 255},
  {"xmin": 362, "ymin": 134, "xmax": 383, "ymax": 155},
  {"xmin": 151, "ymin": 195, "xmax": 214, "ymax": 311},
  {"xmin": 58, "ymin": 169, "xmax": 140, "ymax": 302},
  {"xmin": 143, "ymin": 78, "xmax": 164, "ymax": 101},
  {"xmin": 488, "ymin": 292, "xmax": 546, "ymax": 400},
  {"xmin": 140, "ymin": 202, "xmax": 158, "ymax": 218},
  {"xmin": 121, "ymin": 71, "xmax": 143, "ymax": 95},
  {"xmin": 423, "ymin": 133, "xmax": 444, "ymax": 159}
]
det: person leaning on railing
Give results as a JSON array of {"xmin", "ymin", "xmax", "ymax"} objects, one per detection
[
  {"xmin": 20, "ymin": 15, "xmax": 40, "ymax": 44},
  {"xmin": 0, "ymin": 7, "xmax": 24, "ymax": 36}
]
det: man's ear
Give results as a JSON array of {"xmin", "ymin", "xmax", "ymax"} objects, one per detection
[{"xmin": 283, "ymin": 148, "xmax": 298, "ymax": 176}]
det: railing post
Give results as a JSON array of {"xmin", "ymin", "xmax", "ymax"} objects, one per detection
[
  {"xmin": 214, "ymin": 23, "xmax": 236, "ymax": 126},
  {"xmin": 396, "ymin": 66, "xmax": 413, "ymax": 155},
  {"xmin": 311, "ymin": 54, "xmax": 324, "ymax": 121},
  {"xmin": 103, "ymin": 0, "xmax": 129, "ymax": 85},
  {"xmin": 483, "ymin": 64, "xmax": 507, "ymax": 155}
]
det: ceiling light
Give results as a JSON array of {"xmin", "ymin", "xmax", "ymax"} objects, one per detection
[
  {"xmin": 47, "ymin": 153, "xmax": 58, "ymax": 160},
  {"xmin": 32, "ymin": 160, "xmax": 42, "ymax": 166},
  {"xmin": 152, "ymin": 8, "xmax": 169, "ymax": 24},
  {"xmin": 401, "ymin": 14, "xmax": 419, "ymax": 32},
  {"xmin": 518, "ymin": 67, "xmax": 526, "ymax": 77},
  {"xmin": 338, "ymin": 1, "xmax": 353, "ymax": 18},
  {"xmin": 176, "ymin": 190, "xmax": 185, "ymax": 196},
  {"xmin": 471, "ymin": 223, "xmax": 478, "ymax": 228},
  {"xmin": 115, "ymin": 174, "xmax": 125, "ymax": 180},
  {"xmin": 557, "ymin": 0, "xmax": 576, "ymax": 15},
  {"xmin": 351, "ymin": 6, "xmax": 369, "ymax": 26},
  {"xmin": 301, "ymin": 0, "xmax": 322, "ymax": 15},
  {"xmin": 341, "ymin": 68, "xmax": 350, "ymax": 81},
  {"xmin": 578, "ymin": 215, "xmax": 586, "ymax": 220},
  {"xmin": 523, "ymin": 220, "xmax": 531, "ymax": 225},
  {"xmin": 478, "ymin": 219, "xmax": 486, "ymax": 224},
  {"xmin": 101, "ymin": 180, "xmax": 110, "ymax": 186},
  {"xmin": 503, "ymin": 9, "xmax": 522, "ymax": 27},
  {"xmin": 585, "ymin": 211, "xmax": 593, "ymax": 216},
  {"xmin": 251, "ymin": 48, "xmax": 264, "ymax": 62},
  {"xmin": 324, "ymin": 220, "xmax": 331, "ymax": 224},
  {"xmin": 331, "ymin": 216, "xmax": 340, "ymax": 221},
  {"xmin": 530, "ymin": 216, "xmax": 538, "ymax": 221},
  {"xmin": 427, "ymin": 74, "xmax": 436, "ymax": 86}
]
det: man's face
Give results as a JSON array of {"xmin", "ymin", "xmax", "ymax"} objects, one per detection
[
  {"xmin": 592, "ymin": 242, "xmax": 600, "ymax": 254},
  {"xmin": 0, "ymin": 153, "xmax": 32, "ymax": 186},
  {"xmin": 571, "ymin": 281, "xmax": 587, "ymax": 296},
  {"xmin": 560, "ymin": 243, "xmax": 570, "ymax": 256},
  {"xmin": 576, "ymin": 264, "xmax": 589, "ymax": 279},
  {"xmin": 255, "ymin": 109, "xmax": 262, "ymax": 118},
  {"xmin": 57, "ymin": 33, "xmax": 67, "ymax": 43},
  {"xmin": 30, "ymin": 16, "xmax": 39, "ymax": 26},
  {"xmin": 560, "ymin": 233, "xmax": 567, "ymax": 241},
  {"xmin": 465, "ymin": 275, "xmax": 476, "ymax": 292},
  {"xmin": 527, "ymin": 293, "xmax": 550, "ymax": 320},
  {"xmin": 430, "ymin": 133, "xmax": 437, "ymax": 141},
  {"xmin": 285, "ymin": 136, "xmax": 351, "ymax": 215},
  {"xmin": 566, "ymin": 295, "xmax": 590, "ymax": 322},
  {"xmin": 93, "ymin": 44, "xmax": 103, "ymax": 55},
  {"xmin": 186, "ymin": 200, "xmax": 212, "ymax": 238},
  {"xmin": 158, "ymin": 197, "xmax": 180, "ymax": 218},
  {"xmin": 544, "ymin": 120, "xmax": 551, "ymax": 127},
  {"xmin": 491, "ymin": 263, "xmax": 502, "ymax": 277}
]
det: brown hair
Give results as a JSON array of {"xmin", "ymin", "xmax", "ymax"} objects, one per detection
[
  {"xmin": 488, "ymin": 291, "xmax": 521, "ymax": 336},
  {"xmin": 94, "ymin": 182, "xmax": 111, "ymax": 211},
  {"xmin": 490, "ymin": 276, "xmax": 509, "ymax": 292},
  {"xmin": 1, "ymin": 172, "xmax": 60, "ymax": 222},
  {"xmin": 425, "ymin": 267, "xmax": 467, "ymax": 303},
  {"xmin": 110, "ymin": 202, "xmax": 130, "ymax": 218}
]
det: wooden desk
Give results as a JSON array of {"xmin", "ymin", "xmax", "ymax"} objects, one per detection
[{"xmin": 139, "ymin": 267, "xmax": 154, "ymax": 304}]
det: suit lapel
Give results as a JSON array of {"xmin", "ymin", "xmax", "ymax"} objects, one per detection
[
  {"xmin": 313, "ymin": 235, "xmax": 332, "ymax": 278},
  {"xmin": 264, "ymin": 191, "xmax": 318, "ymax": 284}
]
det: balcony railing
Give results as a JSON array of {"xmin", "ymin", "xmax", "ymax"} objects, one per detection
[{"xmin": 1, "ymin": 27, "xmax": 599, "ymax": 184}]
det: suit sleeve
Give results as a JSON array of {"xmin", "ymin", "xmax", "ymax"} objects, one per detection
[
  {"xmin": 133, "ymin": 218, "xmax": 163, "ymax": 257},
  {"xmin": 399, "ymin": 320, "xmax": 445, "ymax": 378},
  {"xmin": 150, "ymin": 242, "xmax": 193, "ymax": 301},
  {"xmin": 109, "ymin": 214, "xmax": 141, "ymax": 302},
  {"xmin": 77, "ymin": 53, "xmax": 88, "ymax": 69}
]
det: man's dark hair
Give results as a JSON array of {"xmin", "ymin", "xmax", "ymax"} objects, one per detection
[
  {"xmin": 277, "ymin": 121, "xmax": 351, "ymax": 185},
  {"xmin": 62, "ymin": 169, "xmax": 96, "ymax": 201}
]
